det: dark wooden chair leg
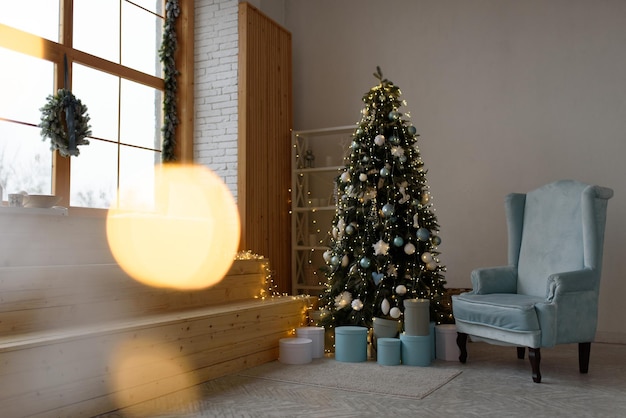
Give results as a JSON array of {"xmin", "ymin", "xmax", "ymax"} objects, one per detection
[
  {"xmin": 528, "ymin": 347, "xmax": 541, "ymax": 383},
  {"xmin": 456, "ymin": 332, "xmax": 468, "ymax": 363},
  {"xmin": 579, "ymin": 342, "xmax": 591, "ymax": 374},
  {"xmin": 517, "ymin": 347, "xmax": 525, "ymax": 359}
]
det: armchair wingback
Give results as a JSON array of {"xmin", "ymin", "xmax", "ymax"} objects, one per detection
[{"xmin": 452, "ymin": 180, "xmax": 613, "ymax": 382}]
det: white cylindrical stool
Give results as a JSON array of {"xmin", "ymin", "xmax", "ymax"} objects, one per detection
[
  {"xmin": 296, "ymin": 326, "xmax": 325, "ymax": 358},
  {"xmin": 279, "ymin": 337, "xmax": 313, "ymax": 364},
  {"xmin": 436, "ymin": 324, "xmax": 460, "ymax": 361}
]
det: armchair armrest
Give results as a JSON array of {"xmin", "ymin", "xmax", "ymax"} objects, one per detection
[
  {"xmin": 470, "ymin": 266, "xmax": 517, "ymax": 294},
  {"xmin": 546, "ymin": 269, "xmax": 598, "ymax": 301}
]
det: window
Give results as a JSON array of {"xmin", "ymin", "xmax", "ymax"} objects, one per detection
[{"xmin": 0, "ymin": 0, "xmax": 185, "ymax": 210}]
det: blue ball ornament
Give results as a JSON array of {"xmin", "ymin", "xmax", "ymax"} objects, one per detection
[
  {"xmin": 381, "ymin": 203, "xmax": 395, "ymax": 217},
  {"xmin": 351, "ymin": 141, "xmax": 359, "ymax": 149},
  {"xmin": 331, "ymin": 256, "xmax": 340, "ymax": 265},
  {"xmin": 417, "ymin": 228, "xmax": 430, "ymax": 241},
  {"xmin": 356, "ymin": 128, "xmax": 363, "ymax": 136},
  {"xmin": 393, "ymin": 236, "xmax": 404, "ymax": 247},
  {"xmin": 431, "ymin": 235, "xmax": 442, "ymax": 246},
  {"xmin": 389, "ymin": 110, "xmax": 399, "ymax": 120},
  {"xmin": 407, "ymin": 125, "xmax": 417, "ymax": 135},
  {"xmin": 360, "ymin": 257, "xmax": 371, "ymax": 268},
  {"xmin": 346, "ymin": 224, "xmax": 355, "ymax": 235},
  {"xmin": 380, "ymin": 167, "xmax": 390, "ymax": 177}
]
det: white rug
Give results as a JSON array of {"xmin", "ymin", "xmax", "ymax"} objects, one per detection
[{"xmin": 237, "ymin": 356, "xmax": 462, "ymax": 399}]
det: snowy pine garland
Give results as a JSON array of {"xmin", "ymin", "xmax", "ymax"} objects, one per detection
[{"xmin": 159, "ymin": 0, "xmax": 180, "ymax": 162}]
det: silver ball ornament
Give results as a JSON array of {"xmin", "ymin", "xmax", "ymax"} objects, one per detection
[
  {"xmin": 382, "ymin": 204, "xmax": 395, "ymax": 217},
  {"xmin": 417, "ymin": 228, "xmax": 430, "ymax": 241}
]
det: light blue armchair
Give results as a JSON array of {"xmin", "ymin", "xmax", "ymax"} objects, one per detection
[{"xmin": 452, "ymin": 180, "xmax": 613, "ymax": 382}]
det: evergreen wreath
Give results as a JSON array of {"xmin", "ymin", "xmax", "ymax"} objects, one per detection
[{"xmin": 39, "ymin": 88, "xmax": 91, "ymax": 157}]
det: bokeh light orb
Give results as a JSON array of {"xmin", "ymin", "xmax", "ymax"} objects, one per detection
[{"xmin": 106, "ymin": 164, "xmax": 240, "ymax": 290}]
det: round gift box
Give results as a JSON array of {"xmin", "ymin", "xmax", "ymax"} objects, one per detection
[
  {"xmin": 279, "ymin": 337, "xmax": 313, "ymax": 365},
  {"xmin": 334, "ymin": 326, "xmax": 368, "ymax": 363},
  {"xmin": 377, "ymin": 338, "xmax": 401, "ymax": 366},
  {"xmin": 296, "ymin": 326, "xmax": 325, "ymax": 358},
  {"xmin": 400, "ymin": 332, "xmax": 431, "ymax": 366},
  {"xmin": 436, "ymin": 324, "xmax": 461, "ymax": 361}
]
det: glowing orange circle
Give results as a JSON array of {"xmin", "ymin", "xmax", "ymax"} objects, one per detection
[{"xmin": 106, "ymin": 164, "xmax": 240, "ymax": 289}]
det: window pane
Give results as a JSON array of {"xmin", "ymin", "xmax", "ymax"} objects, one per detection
[
  {"xmin": 120, "ymin": 79, "xmax": 162, "ymax": 149},
  {"xmin": 73, "ymin": 0, "xmax": 120, "ymax": 63},
  {"xmin": 122, "ymin": 1, "xmax": 162, "ymax": 77},
  {"xmin": 0, "ymin": 1, "xmax": 60, "ymax": 42},
  {"xmin": 70, "ymin": 139, "xmax": 117, "ymax": 208},
  {"xmin": 119, "ymin": 145, "xmax": 160, "ymax": 208},
  {"xmin": 0, "ymin": 48, "xmax": 54, "ymax": 124},
  {"xmin": 127, "ymin": 0, "xmax": 163, "ymax": 16},
  {"xmin": 0, "ymin": 121, "xmax": 52, "ymax": 198},
  {"xmin": 72, "ymin": 64, "xmax": 120, "ymax": 141}
]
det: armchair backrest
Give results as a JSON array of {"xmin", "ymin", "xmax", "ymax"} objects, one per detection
[{"xmin": 506, "ymin": 180, "xmax": 612, "ymax": 298}]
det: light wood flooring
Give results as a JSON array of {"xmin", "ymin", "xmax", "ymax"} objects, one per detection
[{"xmin": 97, "ymin": 341, "xmax": 626, "ymax": 418}]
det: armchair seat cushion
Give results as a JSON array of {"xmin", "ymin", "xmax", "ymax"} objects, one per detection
[{"xmin": 453, "ymin": 293, "xmax": 545, "ymax": 332}]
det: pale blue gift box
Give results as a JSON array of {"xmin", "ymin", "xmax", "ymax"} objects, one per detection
[
  {"xmin": 377, "ymin": 337, "xmax": 401, "ymax": 366},
  {"xmin": 335, "ymin": 326, "xmax": 368, "ymax": 362}
]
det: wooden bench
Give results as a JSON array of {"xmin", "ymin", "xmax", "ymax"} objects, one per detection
[{"xmin": 0, "ymin": 210, "xmax": 311, "ymax": 417}]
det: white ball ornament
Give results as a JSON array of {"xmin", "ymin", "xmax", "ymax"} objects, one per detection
[
  {"xmin": 340, "ymin": 171, "xmax": 351, "ymax": 183},
  {"xmin": 374, "ymin": 134, "xmax": 385, "ymax": 146},
  {"xmin": 404, "ymin": 242, "xmax": 416, "ymax": 255},
  {"xmin": 395, "ymin": 284, "xmax": 407, "ymax": 295},
  {"xmin": 389, "ymin": 307, "xmax": 401, "ymax": 319},
  {"xmin": 421, "ymin": 252, "xmax": 433, "ymax": 263},
  {"xmin": 341, "ymin": 255, "xmax": 349, "ymax": 267},
  {"xmin": 381, "ymin": 299, "xmax": 391, "ymax": 316},
  {"xmin": 359, "ymin": 173, "xmax": 368, "ymax": 182},
  {"xmin": 427, "ymin": 262, "xmax": 438, "ymax": 271},
  {"xmin": 323, "ymin": 250, "xmax": 331, "ymax": 262}
]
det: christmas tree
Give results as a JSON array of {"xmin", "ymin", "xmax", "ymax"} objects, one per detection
[{"xmin": 319, "ymin": 67, "xmax": 453, "ymax": 331}]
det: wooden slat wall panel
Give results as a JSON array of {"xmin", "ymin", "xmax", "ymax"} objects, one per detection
[{"xmin": 238, "ymin": 3, "xmax": 293, "ymax": 294}]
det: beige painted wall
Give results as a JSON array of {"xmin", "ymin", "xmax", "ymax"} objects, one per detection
[{"xmin": 276, "ymin": 0, "xmax": 626, "ymax": 343}]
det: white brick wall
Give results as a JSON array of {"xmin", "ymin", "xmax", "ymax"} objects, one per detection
[{"xmin": 194, "ymin": 0, "xmax": 239, "ymax": 200}]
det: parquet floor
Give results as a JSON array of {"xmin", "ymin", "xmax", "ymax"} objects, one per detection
[{"xmin": 98, "ymin": 342, "xmax": 626, "ymax": 418}]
